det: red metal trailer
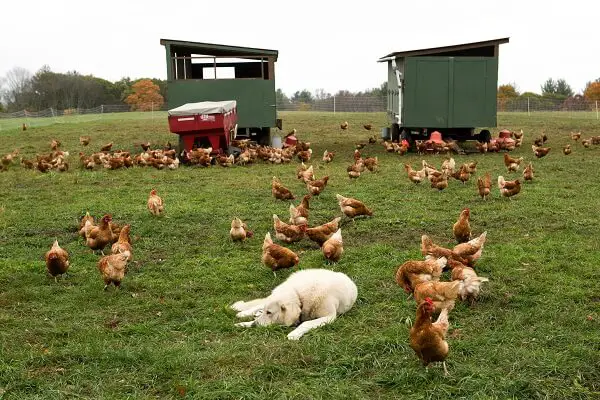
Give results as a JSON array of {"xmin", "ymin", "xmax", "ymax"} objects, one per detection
[{"xmin": 167, "ymin": 100, "xmax": 238, "ymax": 154}]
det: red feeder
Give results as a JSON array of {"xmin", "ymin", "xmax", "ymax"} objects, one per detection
[
  {"xmin": 427, "ymin": 131, "xmax": 445, "ymax": 144},
  {"xmin": 284, "ymin": 134, "xmax": 297, "ymax": 148},
  {"xmin": 496, "ymin": 129, "xmax": 515, "ymax": 148},
  {"xmin": 168, "ymin": 100, "xmax": 237, "ymax": 154}
]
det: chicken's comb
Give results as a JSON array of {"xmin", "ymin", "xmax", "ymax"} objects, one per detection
[{"xmin": 424, "ymin": 297, "xmax": 434, "ymax": 305}]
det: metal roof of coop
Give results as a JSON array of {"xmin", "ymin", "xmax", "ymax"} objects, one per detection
[
  {"xmin": 160, "ymin": 38, "xmax": 278, "ymax": 60},
  {"xmin": 378, "ymin": 37, "xmax": 509, "ymax": 62}
]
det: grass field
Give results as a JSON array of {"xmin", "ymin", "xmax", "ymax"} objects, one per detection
[{"xmin": 0, "ymin": 112, "xmax": 599, "ymax": 399}]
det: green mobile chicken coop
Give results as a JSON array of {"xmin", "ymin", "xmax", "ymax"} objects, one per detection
[
  {"xmin": 378, "ymin": 37, "xmax": 509, "ymax": 143},
  {"xmin": 160, "ymin": 38, "xmax": 281, "ymax": 146}
]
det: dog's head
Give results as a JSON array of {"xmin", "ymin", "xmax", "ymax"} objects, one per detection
[{"xmin": 255, "ymin": 297, "xmax": 301, "ymax": 327}]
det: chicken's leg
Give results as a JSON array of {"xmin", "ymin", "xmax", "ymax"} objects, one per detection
[{"xmin": 443, "ymin": 361, "xmax": 449, "ymax": 376}]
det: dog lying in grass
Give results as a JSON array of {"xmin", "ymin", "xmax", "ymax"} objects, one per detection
[{"xmin": 231, "ymin": 269, "xmax": 358, "ymax": 340}]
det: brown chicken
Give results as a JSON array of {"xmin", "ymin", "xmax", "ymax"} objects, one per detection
[
  {"xmin": 111, "ymin": 224, "xmax": 133, "ymax": 261},
  {"xmin": 22, "ymin": 123, "xmax": 27, "ymax": 131},
  {"xmin": 532, "ymin": 144, "xmax": 551, "ymax": 158},
  {"xmin": 464, "ymin": 161, "xmax": 479, "ymax": 174},
  {"xmin": 341, "ymin": 121, "xmax": 349, "ymax": 130},
  {"xmin": 297, "ymin": 149, "xmax": 313, "ymax": 163},
  {"xmin": 448, "ymin": 258, "xmax": 489, "ymax": 305},
  {"xmin": 347, "ymin": 163, "xmax": 361, "ymax": 179},
  {"xmin": 1, "ymin": 149, "xmax": 19, "ymax": 171},
  {"xmin": 413, "ymin": 280, "xmax": 461, "ymax": 312},
  {"xmin": 50, "ymin": 139, "xmax": 61, "ymax": 150},
  {"xmin": 363, "ymin": 124, "xmax": 372, "ymax": 131},
  {"xmin": 582, "ymin": 138, "xmax": 592, "ymax": 148},
  {"xmin": 273, "ymin": 214, "xmax": 306, "ymax": 243},
  {"xmin": 453, "ymin": 231, "xmax": 487, "ymax": 266},
  {"xmin": 356, "ymin": 142, "xmax": 366, "ymax": 150},
  {"xmin": 262, "ymin": 232, "xmax": 300, "ymax": 275},
  {"xmin": 453, "ymin": 208, "xmax": 471, "ymax": 244},
  {"xmin": 430, "ymin": 172, "xmax": 449, "ymax": 191},
  {"xmin": 363, "ymin": 157, "xmax": 379, "ymax": 172},
  {"xmin": 97, "ymin": 251, "xmax": 130, "ymax": 290},
  {"xmin": 307, "ymin": 176, "xmax": 329, "ymax": 196},
  {"xmin": 20, "ymin": 158, "xmax": 35, "ymax": 169},
  {"xmin": 296, "ymin": 141, "xmax": 311, "ymax": 152},
  {"xmin": 297, "ymin": 164, "xmax": 314, "ymax": 183},
  {"xmin": 289, "ymin": 195, "xmax": 310, "ymax": 226},
  {"xmin": 451, "ymin": 165, "xmax": 470, "ymax": 184},
  {"xmin": 272, "ymin": 176, "xmax": 295, "ymax": 200},
  {"xmin": 147, "ymin": 189, "xmax": 164, "ymax": 216},
  {"xmin": 230, "ymin": 217, "xmax": 252, "ymax": 241},
  {"xmin": 395, "ymin": 258, "xmax": 447, "ymax": 293},
  {"xmin": 420, "ymin": 236, "xmax": 470, "ymax": 266},
  {"xmin": 78, "ymin": 211, "xmax": 95, "ymax": 235},
  {"xmin": 217, "ymin": 154, "xmax": 235, "ymax": 167},
  {"xmin": 487, "ymin": 140, "xmax": 500, "ymax": 152},
  {"xmin": 306, "ymin": 217, "xmax": 342, "ymax": 247},
  {"xmin": 322, "ymin": 228, "xmax": 343, "ymax": 262},
  {"xmin": 410, "ymin": 298, "xmax": 451, "ymax": 376},
  {"xmin": 86, "ymin": 214, "xmax": 114, "ymax": 252},
  {"xmin": 322, "ymin": 150, "xmax": 335, "ymax": 163},
  {"xmin": 45, "ymin": 240, "xmax": 70, "ymax": 282},
  {"xmin": 141, "ymin": 142, "xmax": 151, "ymax": 151},
  {"xmin": 504, "ymin": 153, "xmax": 524, "ymax": 172},
  {"xmin": 79, "ymin": 136, "xmax": 91, "ymax": 146},
  {"xmin": 571, "ymin": 131, "xmax": 581, "ymax": 141},
  {"xmin": 522, "ymin": 163, "xmax": 534, "ymax": 181},
  {"xmin": 498, "ymin": 176, "xmax": 521, "ymax": 199},
  {"xmin": 100, "ymin": 142, "xmax": 113, "ymax": 152},
  {"xmin": 563, "ymin": 144, "xmax": 572, "ymax": 155},
  {"xmin": 336, "ymin": 194, "xmax": 373, "ymax": 218},
  {"xmin": 477, "ymin": 172, "xmax": 492, "ymax": 200},
  {"xmin": 404, "ymin": 164, "xmax": 426, "ymax": 184}
]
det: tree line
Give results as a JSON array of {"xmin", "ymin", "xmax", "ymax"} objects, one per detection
[
  {"xmin": 498, "ymin": 78, "xmax": 600, "ymax": 111},
  {"xmin": 2, "ymin": 65, "xmax": 598, "ymax": 114},
  {"xmin": 276, "ymin": 83, "xmax": 387, "ymax": 106},
  {"xmin": 0, "ymin": 66, "xmax": 167, "ymax": 113}
]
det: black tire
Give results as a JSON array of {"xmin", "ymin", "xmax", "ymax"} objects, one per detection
[
  {"xmin": 478, "ymin": 129, "xmax": 492, "ymax": 143},
  {"xmin": 391, "ymin": 123, "xmax": 401, "ymax": 142},
  {"xmin": 400, "ymin": 129, "xmax": 415, "ymax": 151},
  {"xmin": 257, "ymin": 128, "xmax": 271, "ymax": 146}
]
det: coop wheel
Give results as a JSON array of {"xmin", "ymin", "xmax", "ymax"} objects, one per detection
[{"xmin": 478, "ymin": 129, "xmax": 491, "ymax": 143}]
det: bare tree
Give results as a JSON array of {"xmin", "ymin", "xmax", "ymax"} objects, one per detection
[
  {"xmin": 314, "ymin": 88, "xmax": 331, "ymax": 100},
  {"xmin": 3, "ymin": 66, "xmax": 33, "ymax": 109}
]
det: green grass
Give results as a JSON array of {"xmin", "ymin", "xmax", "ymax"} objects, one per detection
[{"xmin": 1, "ymin": 112, "xmax": 599, "ymax": 399}]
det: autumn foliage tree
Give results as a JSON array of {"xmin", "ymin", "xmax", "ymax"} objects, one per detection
[
  {"xmin": 583, "ymin": 80, "xmax": 600, "ymax": 102},
  {"xmin": 497, "ymin": 83, "xmax": 519, "ymax": 111},
  {"xmin": 125, "ymin": 79, "xmax": 164, "ymax": 111}
]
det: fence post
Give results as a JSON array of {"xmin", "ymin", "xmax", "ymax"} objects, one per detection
[
  {"xmin": 527, "ymin": 97, "xmax": 530, "ymax": 116},
  {"xmin": 151, "ymin": 102, "xmax": 154, "ymax": 121},
  {"xmin": 101, "ymin": 105, "xmax": 104, "ymax": 114},
  {"xmin": 333, "ymin": 96, "xmax": 336, "ymax": 114},
  {"xmin": 596, "ymin": 100, "xmax": 598, "ymax": 120}
]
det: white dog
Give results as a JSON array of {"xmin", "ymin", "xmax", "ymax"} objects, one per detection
[{"xmin": 231, "ymin": 269, "xmax": 358, "ymax": 340}]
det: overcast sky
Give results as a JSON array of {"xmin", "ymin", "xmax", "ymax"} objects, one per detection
[{"xmin": 1, "ymin": 0, "xmax": 598, "ymax": 96}]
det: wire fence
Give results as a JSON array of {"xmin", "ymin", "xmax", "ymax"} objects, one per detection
[{"xmin": 1, "ymin": 96, "xmax": 598, "ymax": 130}]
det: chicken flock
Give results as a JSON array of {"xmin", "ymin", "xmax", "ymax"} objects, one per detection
[{"xmin": 23, "ymin": 121, "xmax": 596, "ymax": 378}]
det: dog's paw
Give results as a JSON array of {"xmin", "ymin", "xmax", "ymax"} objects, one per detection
[
  {"xmin": 287, "ymin": 331, "xmax": 303, "ymax": 341},
  {"xmin": 236, "ymin": 309, "xmax": 257, "ymax": 319},
  {"xmin": 230, "ymin": 301, "xmax": 246, "ymax": 311},
  {"xmin": 235, "ymin": 321, "xmax": 254, "ymax": 328}
]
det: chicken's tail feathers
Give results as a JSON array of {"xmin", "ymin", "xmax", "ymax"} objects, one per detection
[
  {"xmin": 435, "ymin": 307, "xmax": 450, "ymax": 331},
  {"xmin": 497, "ymin": 176, "xmax": 505, "ymax": 189}
]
